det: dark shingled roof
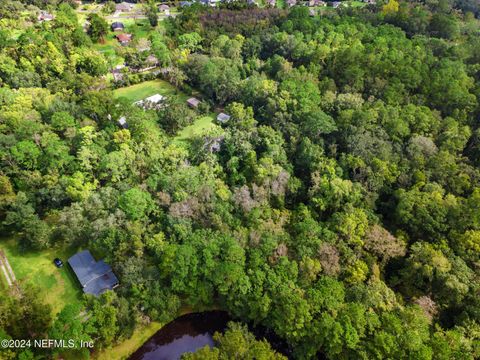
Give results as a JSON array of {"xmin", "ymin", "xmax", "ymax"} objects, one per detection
[
  {"xmin": 68, "ymin": 250, "xmax": 119, "ymax": 297},
  {"xmin": 111, "ymin": 22, "xmax": 125, "ymax": 31}
]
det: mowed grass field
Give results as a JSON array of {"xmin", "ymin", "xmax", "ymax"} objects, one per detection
[
  {"xmin": 114, "ymin": 79, "xmax": 187, "ymax": 103},
  {"xmin": 175, "ymin": 114, "xmax": 217, "ymax": 142},
  {"xmin": 0, "ymin": 238, "xmax": 83, "ymax": 315}
]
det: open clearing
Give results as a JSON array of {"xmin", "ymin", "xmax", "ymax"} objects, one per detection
[
  {"xmin": 114, "ymin": 79, "xmax": 187, "ymax": 103},
  {"xmin": 175, "ymin": 114, "xmax": 217, "ymax": 142},
  {"xmin": 115, "ymin": 80, "xmax": 218, "ymax": 142},
  {"xmin": 0, "ymin": 238, "xmax": 82, "ymax": 315}
]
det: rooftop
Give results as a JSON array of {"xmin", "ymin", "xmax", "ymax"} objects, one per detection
[
  {"xmin": 68, "ymin": 250, "xmax": 118, "ymax": 297},
  {"xmin": 144, "ymin": 94, "xmax": 165, "ymax": 103},
  {"xmin": 111, "ymin": 22, "xmax": 125, "ymax": 30},
  {"xmin": 116, "ymin": 33, "xmax": 132, "ymax": 43},
  {"xmin": 217, "ymin": 113, "xmax": 231, "ymax": 123},
  {"xmin": 187, "ymin": 97, "xmax": 200, "ymax": 108}
]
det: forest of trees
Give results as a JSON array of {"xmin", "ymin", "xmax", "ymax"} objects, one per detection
[{"xmin": 0, "ymin": 0, "xmax": 480, "ymax": 359}]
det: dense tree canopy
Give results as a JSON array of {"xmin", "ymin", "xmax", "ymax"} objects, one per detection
[{"xmin": 1, "ymin": 0, "xmax": 480, "ymax": 359}]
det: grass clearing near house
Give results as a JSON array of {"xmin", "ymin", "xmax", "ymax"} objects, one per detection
[
  {"xmin": 348, "ymin": 1, "xmax": 367, "ymax": 7},
  {"xmin": 93, "ymin": 37, "xmax": 118, "ymax": 58},
  {"xmin": 0, "ymin": 238, "xmax": 83, "ymax": 315},
  {"xmin": 175, "ymin": 114, "xmax": 217, "ymax": 143},
  {"xmin": 114, "ymin": 79, "xmax": 187, "ymax": 103}
]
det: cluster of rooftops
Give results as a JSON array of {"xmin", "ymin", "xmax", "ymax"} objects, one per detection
[{"xmin": 118, "ymin": 93, "xmax": 231, "ymax": 129}]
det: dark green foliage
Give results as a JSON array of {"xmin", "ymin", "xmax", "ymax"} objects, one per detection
[
  {"xmin": 87, "ymin": 13, "xmax": 108, "ymax": 43},
  {"xmin": 1, "ymin": 1, "xmax": 480, "ymax": 359}
]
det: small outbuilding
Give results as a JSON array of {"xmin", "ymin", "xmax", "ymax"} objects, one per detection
[
  {"xmin": 266, "ymin": 0, "xmax": 276, "ymax": 6},
  {"xmin": 116, "ymin": 33, "xmax": 132, "ymax": 45},
  {"xmin": 116, "ymin": 2, "xmax": 133, "ymax": 12},
  {"xmin": 68, "ymin": 250, "xmax": 119, "ymax": 297},
  {"xmin": 145, "ymin": 55, "xmax": 159, "ymax": 65},
  {"xmin": 118, "ymin": 116, "xmax": 128, "ymax": 129},
  {"xmin": 38, "ymin": 11, "xmax": 54, "ymax": 22},
  {"xmin": 217, "ymin": 113, "xmax": 231, "ymax": 123},
  {"xmin": 111, "ymin": 22, "xmax": 125, "ymax": 31},
  {"xmin": 186, "ymin": 97, "xmax": 201, "ymax": 108}
]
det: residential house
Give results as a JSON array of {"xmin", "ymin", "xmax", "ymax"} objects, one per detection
[
  {"xmin": 287, "ymin": 0, "xmax": 297, "ymax": 6},
  {"xmin": 111, "ymin": 22, "xmax": 124, "ymax": 31},
  {"xmin": 134, "ymin": 94, "xmax": 166, "ymax": 109},
  {"xmin": 118, "ymin": 116, "xmax": 128, "ymax": 129},
  {"xmin": 158, "ymin": 4, "xmax": 170, "ymax": 15},
  {"xmin": 331, "ymin": 1, "xmax": 341, "ymax": 8},
  {"xmin": 186, "ymin": 97, "xmax": 201, "ymax": 108},
  {"xmin": 115, "ymin": 2, "xmax": 133, "ymax": 12},
  {"xmin": 266, "ymin": 0, "xmax": 276, "ymax": 6},
  {"xmin": 68, "ymin": 250, "xmax": 119, "ymax": 297},
  {"xmin": 180, "ymin": 1, "xmax": 193, "ymax": 7},
  {"xmin": 136, "ymin": 55, "xmax": 159, "ymax": 73},
  {"xmin": 116, "ymin": 33, "xmax": 132, "ymax": 45},
  {"xmin": 146, "ymin": 55, "xmax": 159, "ymax": 66},
  {"xmin": 112, "ymin": 64, "xmax": 126, "ymax": 82},
  {"xmin": 38, "ymin": 11, "xmax": 54, "ymax": 22},
  {"xmin": 217, "ymin": 113, "xmax": 231, "ymax": 123},
  {"xmin": 200, "ymin": 0, "xmax": 221, "ymax": 6}
]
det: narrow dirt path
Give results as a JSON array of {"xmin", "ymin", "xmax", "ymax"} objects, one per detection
[
  {"xmin": 1, "ymin": 262, "xmax": 12, "ymax": 286},
  {"xmin": 0, "ymin": 250, "xmax": 16, "ymax": 282}
]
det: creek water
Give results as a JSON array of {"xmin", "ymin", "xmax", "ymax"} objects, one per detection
[{"xmin": 128, "ymin": 311, "xmax": 231, "ymax": 360}]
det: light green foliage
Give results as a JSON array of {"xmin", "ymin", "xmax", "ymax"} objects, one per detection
[
  {"xmin": 119, "ymin": 187, "xmax": 154, "ymax": 220},
  {"xmin": 183, "ymin": 322, "xmax": 287, "ymax": 359}
]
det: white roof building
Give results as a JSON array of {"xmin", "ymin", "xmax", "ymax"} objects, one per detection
[
  {"xmin": 134, "ymin": 94, "xmax": 166, "ymax": 109},
  {"xmin": 144, "ymin": 94, "xmax": 165, "ymax": 103}
]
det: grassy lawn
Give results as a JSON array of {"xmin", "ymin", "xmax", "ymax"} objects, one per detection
[
  {"xmin": 93, "ymin": 321, "xmax": 162, "ymax": 360},
  {"xmin": 175, "ymin": 114, "xmax": 217, "ymax": 143},
  {"xmin": 0, "ymin": 238, "xmax": 82, "ymax": 315},
  {"xmin": 114, "ymin": 79, "xmax": 188, "ymax": 103},
  {"xmin": 93, "ymin": 37, "xmax": 119, "ymax": 59},
  {"xmin": 348, "ymin": 1, "xmax": 367, "ymax": 7}
]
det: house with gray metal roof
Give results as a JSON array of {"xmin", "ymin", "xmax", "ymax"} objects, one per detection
[
  {"xmin": 187, "ymin": 97, "xmax": 201, "ymax": 108},
  {"xmin": 217, "ymin": 113, "xmax": 231, "ymax": 123},
  {"xmin": 68, "ymin": 250, "xmax": 118, "ymax": 297}
]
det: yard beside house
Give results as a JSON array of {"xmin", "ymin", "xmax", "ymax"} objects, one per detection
[
  {"xmin": 175, "ymin": 114, "xmax": 218, "ymax": 142},
  {"xmin": 114, "ymin": 80, "xmax": 219, "ymax": 143},
  {"xmin": 113, "ymin": 79, "xmax": 187, "ymax": 103},
  {"xmin": 0, "ymin": 238, "xmax": 82, "ymax": 315}
]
